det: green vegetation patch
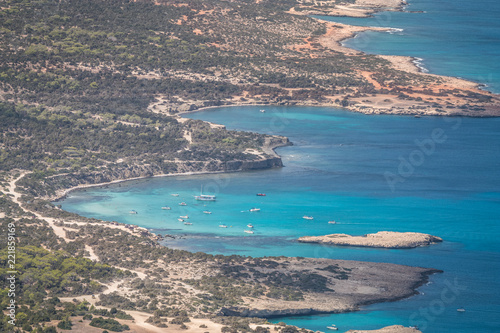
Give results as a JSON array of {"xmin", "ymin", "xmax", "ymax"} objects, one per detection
[{"xmin": 90, "ymin": 317, "xmax": 130, "ymax": 331}]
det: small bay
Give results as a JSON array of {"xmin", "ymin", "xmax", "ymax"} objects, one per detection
[
  {"xmin": 315, "ymin": 0, "xmax": 500, "ymax": 93},
  {"xmin": 59, "ymin": 106, "xmax": 500, "ymax": 332}
]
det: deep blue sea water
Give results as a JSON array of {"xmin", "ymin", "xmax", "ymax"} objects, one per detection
[
  {"xmin": 59, "ymin": 106, "xmax": 500, "ymax": 332},
  {"xmin": 314, "ymin": 0, "xmax": 500, "ymax": 93}
]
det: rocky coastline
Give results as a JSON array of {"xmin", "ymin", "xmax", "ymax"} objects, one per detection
[
  {"xmin": 216, "ymin": 258, "xmax": 441, "ymax": 319},
  {"xmin": 46, "ymin": 136, "xmax": 290, "ymax": 202},
  {"xmin": 148, "ymin": 0, "xmax": 500, "ymax": 118}
]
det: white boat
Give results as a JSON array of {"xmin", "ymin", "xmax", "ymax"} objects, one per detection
[
  {"xmin": 303, "ymin": 216, "xmax": 313, "ymax": 220},
  {"xmin": 194, "ymin": 186, "xmax": 216, "ymax": 201},
  {"xmin": 180, "ymin": 215, "xmax": 189, "ymax": 219},
  {"xmin": 171, "ymin": 193, "xmax": 179, "ymax": 197},
  {"xmin": 247, "ymin": 224, "xmax": 254, "ymax": 228},
  {"xmin": 457, "ymin": 308, "xmax": 466, "ymax": 312},
  {"xmin": 195, "ymin": 194, "xmax": 216, "ymax": 201},
  {"xmin": 328, "ymin": 221, "xmax": 336, "ymax": 224},
  {"xmin": 183, "ymin": 222, "xmax": 192, "ymax": 225},
  {"xmin": 219, "ymin": 224, "xmax": 227, "ymax": 228},
  {"xmin": 129, "ymin": 210, "xmax": 138, "ymax": 214},
  {"xmin": 250, "ymin": 208, "xmax": 261, "ymax": 212},
  {"xmin": 161, "ymin": 206, "xmax": 171, "ymax": 210},
  {"xmin": 244, "ymin": 230, "xmax": 254, "ymax": 234},
  {"xmin": 260, "ymin": 109, "xmax": 266, "ymax": 113},
  {"xmin": 179, "ymin": 202, "xmax": 187, "ymax": 206},
  {"xmin": 178, "ymin": 218, "xmax": 184, "ymax": 222},
  {"xmin": 326, "ymin": 326, "xmax": 338, "ymax": 331},
  {"xmin": 203, "ymin": 211, "xmax": 212, "ymax": 214}
]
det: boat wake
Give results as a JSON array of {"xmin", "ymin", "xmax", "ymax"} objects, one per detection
[{"xmin": 387, "ymin": 27, "xmax": 405, "ymax": 34}]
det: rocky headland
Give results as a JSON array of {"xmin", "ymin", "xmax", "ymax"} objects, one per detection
[{"xmin": 215, "ymin": 257, "xmax": 440, "ymax": 318}]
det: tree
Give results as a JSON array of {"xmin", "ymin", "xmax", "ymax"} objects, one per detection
[{"xmin": 57, "ymin": 317, "xmax": 72, "ymax": 330}]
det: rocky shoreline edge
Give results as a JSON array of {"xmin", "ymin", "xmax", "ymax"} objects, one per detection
[
  {"xmin": 48, "ymin": 136, "xmax": 291, "ymax": 203},
  {"xmin": 218, "ymin": 263, "xmax": 441, "ymax": 318}
]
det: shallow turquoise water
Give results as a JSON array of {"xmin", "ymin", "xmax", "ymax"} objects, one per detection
[
  {"xmin": 315, "ymin": 0, "xmax": 500, "ymax": 93},
  {"xmin": 59, "ymin": 106, "xmax": 500, "ymax": 332}
]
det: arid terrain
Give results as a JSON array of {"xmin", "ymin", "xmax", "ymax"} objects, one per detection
[{"xmin": 0, "ymin": 0, "xmax": 481, "ymax": 332}]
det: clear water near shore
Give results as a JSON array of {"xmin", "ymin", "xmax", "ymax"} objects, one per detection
[
  {"xmin": 59, "ymin": 106, "xmax": 500, "ymax": 332},
  {"xmin": 314, "ymin": 0, "xmax": 500, "ymax": 93}
]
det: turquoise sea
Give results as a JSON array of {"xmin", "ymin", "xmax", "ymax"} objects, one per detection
[
  {"xmin": 58, "ymin": 0, "xmax": 500, "ymax": 331},
  {"xmin": 315, "ymin": 0, "xmax": 500, "ymax": 93},
  {"xmin": 59, "ymin": 106, "xmax": 500, "ymax": 332}
]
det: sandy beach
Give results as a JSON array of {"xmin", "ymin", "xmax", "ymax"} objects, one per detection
[{"xmin": 311, "ymin": 19, "xmax": 485, "ymax": 92}]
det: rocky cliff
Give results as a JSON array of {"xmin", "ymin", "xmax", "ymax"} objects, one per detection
[{"xmin": 38, "ymin": 139, "xmax": 289, "ymax": 201}]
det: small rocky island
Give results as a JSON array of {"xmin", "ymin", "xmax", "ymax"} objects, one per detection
[
  {"xmin": 347, "ymin": 325, "xmax": 422, "ymax": 333},
  {"xmin": 298, "ymin": 231, "xmax": 443, "ymax": 249}
]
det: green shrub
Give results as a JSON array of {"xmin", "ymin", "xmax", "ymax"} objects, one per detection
[{"xmin": 89, "ymin": 317, "xmax": 129, "ymax": 332}]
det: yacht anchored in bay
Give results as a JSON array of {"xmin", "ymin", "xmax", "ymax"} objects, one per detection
[{"xmin": 195, "ymin": 186, "xmax": 216, "ymax": 201}]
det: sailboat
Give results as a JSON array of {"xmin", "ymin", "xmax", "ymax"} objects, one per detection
[{"xmin": 195, "ymin": 185, "xmax": 216, "ymax": 201}]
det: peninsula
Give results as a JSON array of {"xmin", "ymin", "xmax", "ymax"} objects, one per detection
[
  {"xmin": 0, "ymin": 0, "xmax": 499, "ymax": 120},
  {"xmin": 298, "ymin": 231, "xmax": 443, "ymax": 249}
]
